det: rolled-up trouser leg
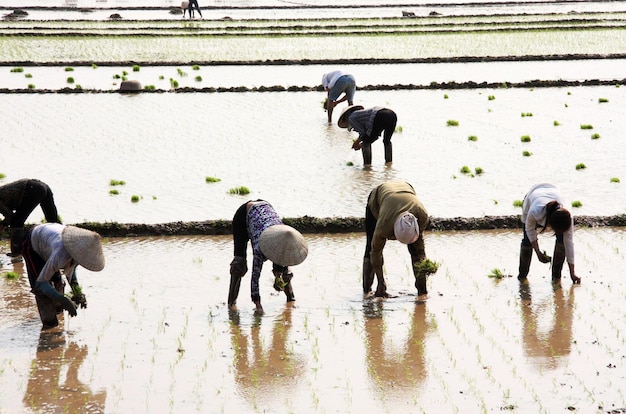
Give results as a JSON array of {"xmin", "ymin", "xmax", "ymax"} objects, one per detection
[
  {"xmin": 518, "ymin": 244, "xmax": 533, "ymax": 281},
  {"xmin": 284, "ymin": 273, "xmax": 295, "ymax": 302},
  {"xmin": 552, "ymin": 241, "xmax": 566, "ymax": 283},
  {"xmin": 9, "ymin": 227, "xmax": 25, "ymax": 256},
  {"xmin": 361, "ymin": 143, "xmax": 372, "ymax": 166},
  {"xmin": 228, "ymin": 274, "xmax": 242, "ymax": 307},
  {"xmin": 363, "ymin": 257, "xmax": 375, "ymax": 293},
  {"xmin": 34, "ymin": 289, "xmax": 59, "ymax": 329},
  {"xmin": 384, "ymin": 142, "xmax": 392, "ymax": 163}
]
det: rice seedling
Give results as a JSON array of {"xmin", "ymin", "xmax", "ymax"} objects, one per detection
[
  {"xmin": 92, "ymin": 63, "xmax": 98, "ymax": 69},
  {"xmin": 395, "ymin": 125, "xmax": 403, "ymax": 133},
  {"xmin": 346, "ymin": 161, "xmax": 354, "ymax": 166},
  {"xmin": 25, "ymin": 73, "xmax": 32, "ymax": 78},
  {"xmin": 10, "ymin": 67, "xmax": 24, "ymax": 73},
  {"xmin": 159, "ymin": 75, "xmax": 164, "ymax": 80},
  {"xmin": 575, "ymin": 163, "xmax": 587, "ymax": 170},
  {"xmin": 144, "ymin": 85, "xmax": 156, "ymax": 91},
  {"xmin": 460, "ymin": 165, "xmax": 471, "ymax": 174},
  {"xmin": 131, "ymin": 195, "xmax": 141, "ymax": 203},
  {"xmin": 522, "ymin": 150, "xmax": 532, "ymax": 156},
  {"xmin": 109, "ymin": 189, "xmax": 119, "ymax": 195},
  {"xmin": 553, "ymin": 120, "xmax": 561, "ymax": 126},
  {"xmin": 229, "ymin": 186, "xmax": 250, "ymax": 195},
  {"xmin": 468, "ymin": 135, "xmax": 478, "ymax": 141},
  {"xmin": 192, "ymin": 65, "xmax": 200, "ymax": 70},
  {"xmin": 521, "ymin": 112, "xmax": 532, "ymax": 117},
  {"xmin": 580, "ymin": 124, "xmax": 593, "ymax": 130},
  {"xmin": 27, "ymin": 84, "xmax": 35, "ymax": 89},
  {"xmin": 571, "ymin": 200, "xmax": 582, "ymax": 208},
  {"xmin": 598, "ymin": 98, "xmax": 608, "ymax": 103},
  {"xmin": 488, "ymin": 95, "xmax": 495, "ymax": 100},
  {"xmin": 513, "ymin": 200, "xmax": 523, "ymax": 207},
  {"xmin": 75, "ymin": 85, "xmax": 82, "ymax": 90},
  {"xmin": 610, "ymin": 177, "xmax": 620, "ymax": 183},
  {"xmin": 132, "ymin": 65, "xmax": 140, "ymax": 72},
  {"xmin": 413, "ymin": 259, "xmax": 440, "ymax": 276},
  {"xmin": 170, "ymin": 78, "xmax": 179, "ymax": 88},
  {"xmin": 122, "ymin": 70, "xmax": 128, "ymax": 76},
  {"xmin": 447, "ymin": 120, "xmax": 459, "ymax": 126},
  {"xmin": 177, "ymin": 68, "xmax": 188, "ymax": 77},
  {"xmin": 0, "ymin": 174, "xmax": 5, "ymax": 179},
  {"xmin": 195, "ymin": 76, "xmax": 202, "ymax": 82},
  {"xmin": 205, "ymin": 176, "xmax": 221, "ymax": 183},
  {"xmin": 113, "ymin": 74, "xmax": 121, "ymax": 79},
  {"xmin": 66, "ymin": 77, "xmax": 74, "ymax": 84},
  {"xmin": 443, "ymin": 94, "xmax": 448, "ymax": 99},
  {"xmin": 110, "ymin": 179, "xmax": 126, "ymax": 186},
  {"xmin": 65, "ymin": 67, "xmax": 74, "ymax": 72},
  {"xmin": 520, "ymin": 135, "xmax": 531, "ymax": 142},
  {"xmin": 474, "ymin": 167, "xmax": 484, "ymax": 175},
  {"xmin": 591, "ymin": 133, "xmax": 600, "ymax": 139},
  {"xmin": 3, "ymin": 271, "xmax": 18, "ymax": 280}
]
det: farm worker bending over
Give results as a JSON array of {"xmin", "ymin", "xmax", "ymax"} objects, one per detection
[
  {"xmin": 228, "ymin": 200, "xmax": 308, "ymax": 314},
  {"xmin": 0, "ymin": 178, "xmax": 61, "ymax": 258},
  {"xmin": 338, "ymin": 105, "xmax": 397, "ymax": 166},
  {"xmin": 322, "ymin": 70, "xmax": 356, "ymax": 123},
  {"xmin": 363, "ymin": 181, "xmax": 430, "ymax": 297},
  {"xmin": 22, "ymin": 223, "xmax": 105, "ymax": 329},
  {"xmin": 518, "ymin": 183, "xmax": 580, "ymax": 285}
]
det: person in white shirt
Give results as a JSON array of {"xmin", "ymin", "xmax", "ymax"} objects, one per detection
[
  {"xmin": 322, "ymin": 70, "xmax": 356, "ymax": 123},
  {"xmin": 22, "ymin": 223, "xmax": 105, "ymax": 329},
  {"xmin": 518, "ymin": 183, "xmax": 580, "ymax": 285}
]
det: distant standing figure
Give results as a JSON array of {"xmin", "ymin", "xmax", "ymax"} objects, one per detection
[
  {"xmin": 187, "ymin": 0, "xmax": 203, "ymax": 18},
  {"xmin": 338, "ymin": 105, "xmax": 397, "ymax": 166},
  {"xmin": 228, "ymin": 200, "xmax": 308, "ymax": 314},
  {"xmin": 518, "ymin": 183, "xmax": 580, "ymax": 284},
  {"xmin": 362, "ymin": 181, "xmax": 430, "ymax": 297},
  {"xmin": 0, "ymin": 179, "xmax": 61, "ymax": 258},
  {"xmin": 22, "ymin": 223, "xmax": 105, "ymax": 329},
  {"xmin": 322, "ymin": 70, "xmax": 356, "ymax": 123}
]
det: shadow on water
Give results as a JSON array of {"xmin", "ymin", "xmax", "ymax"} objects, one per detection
[
  {"xmin": 519, "ymin": 283, "xmax": 576, "ymax": 370},
  {"xmin": 24, "ymin": 328, "xmax": 107, "ymax": 413}
]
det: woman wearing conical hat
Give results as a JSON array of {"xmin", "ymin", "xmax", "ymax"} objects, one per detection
[
  {"xmin": 228, "ymin": 200, "xmax": 308, "ymax": 314},
  {"xmin": 21, "ymin": 223, "xmax": 105, "ymax": 329}
]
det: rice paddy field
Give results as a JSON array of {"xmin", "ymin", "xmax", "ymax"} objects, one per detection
[{"xmin": 1, "ymin": 1, "xmax": 626, "ymax": 413}]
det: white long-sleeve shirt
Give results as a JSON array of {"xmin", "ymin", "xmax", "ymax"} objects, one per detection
[
  {"xmin": 522, "ymin": 183, "xmax": 574, "ymax": 264},
  {"xmin": 30, "ymin": 223, "xmax": 77, "ymax": 283},
  {"xmin": 321, "ymin": 70, "xmax": 345, "ymax": 89}
]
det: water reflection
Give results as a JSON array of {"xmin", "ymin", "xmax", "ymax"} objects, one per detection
[
  {"xmin": 23, "ymin": 329, "xmax": 106, "ymax": 413},
  {"xmin": 228, "ymin": 305, "xmax": 305, "ymax": 409},
  {"xmin": 520, "ymin": 284, "xmax": 576, "ymax": 369},
  {"xmin": 363, "ymin": 300, "xmax": 429, "ymax": 397}
]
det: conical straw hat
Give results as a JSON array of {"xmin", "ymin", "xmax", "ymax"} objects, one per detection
[
  {"xmin": 338, "ymin": 104, "xmax": 364, "ymax": 128},
  {"xmin": 62, "ymin": 226, "xmax": 105, "ymax": 271},
  {"xmin": 259, "ymin": 224, "xmax": 308, "ymax": 266}
]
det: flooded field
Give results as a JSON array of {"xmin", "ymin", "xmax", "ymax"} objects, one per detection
[
  {"xmin": 2, "ymin": 1, "xmax": 626, "ymax": 413},
  {"xmin": 1, "ymin": 228, "xmax": 626, "ymax": 413}
]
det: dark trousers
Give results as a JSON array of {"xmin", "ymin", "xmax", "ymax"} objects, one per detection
[
  {"xmin": 10, "ymin": 179, "xmax": 59, "ymax": 228},
  {"xmin": 22, "ymin": 231, "xmax": 64, "ymax": 328},
  {"xmin": 371, "ymin": 109, "xmax": 397, "ymax": 145}
]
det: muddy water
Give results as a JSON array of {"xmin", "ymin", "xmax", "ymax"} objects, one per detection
[
  {"xmin": 1, "ymin": 228, "xmax": 625, "ymax": 413},
  {"xmin": 3, "ymin": 86, "xmax": 626, "ymax": 225}
]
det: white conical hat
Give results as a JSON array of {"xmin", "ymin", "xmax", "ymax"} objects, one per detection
[
  {"xmin": 393, "ymin": 212, "xmax": 419, "ymax": 244},
  {"xmin": 259, "ymin": 224, "xmax": 308, "ymax": 266},
  {"xmin": 61, "ymin": 226, "xmax": 105, "ymax": 271}
]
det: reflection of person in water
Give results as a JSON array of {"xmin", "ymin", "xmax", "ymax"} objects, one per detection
[
  {"xmin": 363, "ymin": 302, "xmax": 430, "ymax": 393},
  {"xmin": 229, "ymin": 306, "xmax": 305, "ymax": 401},
  {"xmin": 24, "ymin": 330, "xmax": 107, "ymax": 412},
  {"xmin": 520, "ymin": 285, "xmax": 576, "ymax": 369}
]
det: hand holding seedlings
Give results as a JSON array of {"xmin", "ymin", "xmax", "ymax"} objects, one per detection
[
  {"xmin": 537, "ymin": 249, "xmax": 551, "ymax": 263},
  {"xmin": 69, "ymin": 283, "xmax": 87, "ymax": 309}
]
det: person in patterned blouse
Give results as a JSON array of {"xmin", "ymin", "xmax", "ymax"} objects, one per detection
[
  {"xmin": 228, "ymin": 200, "xmax": 308, "ymax": 314},
  {"xmin": 338, "ymin": 105, "xmax": 398, "ymax": 166}
]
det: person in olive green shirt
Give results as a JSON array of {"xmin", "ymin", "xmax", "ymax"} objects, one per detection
[{"xmin": 363, "ymin": 181, "xmax": 430, "ymax": 297}]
